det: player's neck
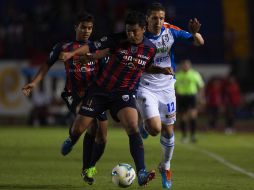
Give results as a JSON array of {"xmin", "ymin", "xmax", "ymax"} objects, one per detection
[{"xmin": 148, "ymin": 27, "xmax": 161, "ymax": 36}]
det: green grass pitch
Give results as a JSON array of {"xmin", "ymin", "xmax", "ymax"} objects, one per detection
[{"xmin": 0, "ymin": 127, "xmax": 254, "ymax": 190}]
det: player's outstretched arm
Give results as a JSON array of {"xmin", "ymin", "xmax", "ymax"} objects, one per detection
[
  {"xmin": 145, "ymin": 66, "xmax": 174, "ymax": 75},
  {"xmin": 188, "ymin": 18, "xmax": 204, "ymax": 46},
  {"xmin": 86, "ymin": 48, "xmax": 110, "ymax": 60},
  {"xmin": 22, "ymin": 63, "xmax": 50, "ymax": 96},
  {"xmin": 59, "ymin": 44, "xmax": 90, "ymax": 61}
]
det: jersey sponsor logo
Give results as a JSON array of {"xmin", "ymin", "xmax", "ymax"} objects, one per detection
[
  {"xmin": 137, "ymin": 54, "xmax": 150, "ymax": 60},
  {"xmin": 80, "ymin": 67, "xmax": 95, "ymax": 72},
  {"xmin": 123, "ymin": 55, "xmax": 147, "ymax": 66},
  {"xmin": 122, "ymin": 95, "xmax": 129, "ymax": 101},
  {"xmin": 81, "ymin": 106, "xmax": 94, "ymax": 112},
  {"xmin": 123, "ymin": 62, "xmax": 136, "ymax": 69},
  {"xmin": 155, "ymin": 55, "xmax": 170, "ymax": 63},
  {"xmin": 100, "ymin": 36, "xmax": 108, "ymax": 42},
  {"xmin": 87, "ymin": 99, "xmax": 93, "ymax": 107},
  {"xmin": 156, "ymin": 46, "xmax": 170, "ymax": 54}
]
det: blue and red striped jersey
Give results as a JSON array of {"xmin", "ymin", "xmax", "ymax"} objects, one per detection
[
  {"xmin": 47, "ymin": 41, "xmax": 106, "ymax": 97},
  {"xmin": 89, "ymin": 33, "xmax": 156, "ymax": 92}
]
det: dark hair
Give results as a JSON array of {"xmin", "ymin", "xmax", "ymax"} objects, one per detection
[
  {"xmin": 75, "ymin": 12, "xmax": 94, "ymax": 26},
  {"xmin": 125, "ymin": 11, "xmax": 146, "ymax": 27},
  {"xmin": 146, "ymin": 2, "xmax": 165, "ymax": 16}
]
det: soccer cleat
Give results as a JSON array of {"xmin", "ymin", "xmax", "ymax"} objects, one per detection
[
  {"xmin": 61, "ymin": 138, "xmax": 73, "ymax": 156},
  {"xmin": 81, "ymin": 167, "xmax": 97, "ymax": 185},
  {"xmin": 137, "ymin": 169, "xmax": 156, "ymax": 186},
  {"xmin": 139, "ymin": 124, "xmax": 149, "ymax": 139},
  {"xmin": 158, "ymin": 164, "xmax": 172, "ymax": 189}
]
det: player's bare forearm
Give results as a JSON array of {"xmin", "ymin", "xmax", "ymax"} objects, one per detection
[
  {"xmin": 85, "ymin": 48, "xmax": 110, "ymax": 61},
  {"xmin": 193, "ymin": 33, "xmax": 204, "ymax": 46},
  {"xmin": 59, "ymin": 45, "xmax": 90, "ymax": 61},
  {"xmin": 22, "ymin": 64, "xmax": 50, "ymax": 96},
  {"xmin": 145, "ymin": 65, "xmax": 174, "ymax": 75}
]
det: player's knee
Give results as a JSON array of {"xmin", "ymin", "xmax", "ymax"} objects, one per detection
[
  {"xmin": 125, "ymin": 121, "xmax": 139, "ymax": 134},
  {"xmin": 149, "ymin": 127, "xmax": 160, "ymax": 136},
  {"xmin": 146, "ymin": 122, "xmax": 161, "ymax": 136}
]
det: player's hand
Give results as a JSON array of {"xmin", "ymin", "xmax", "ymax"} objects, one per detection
[
  {"xmin": 188, "ymin": 18, "xmax": 201, "ymax": 34},
  {"xmin": 22, "ymin": 83, "xmax": 35, "ymax": 96},
  {"xmin": 59, "ymin": 52, "xmax": 74, "ymax": 61},
  {"xmin": 163, "ymin": 67, "xmax": 174, "ymax": 75}
]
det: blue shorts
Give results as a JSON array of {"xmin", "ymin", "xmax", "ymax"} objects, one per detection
[
  {"xmin": 61, "ymin": 91, "xmax": 107, "ymax": 121},
  {"xmin": 79, "ymin": 84, "xmax": 137, "ymax": 122}
]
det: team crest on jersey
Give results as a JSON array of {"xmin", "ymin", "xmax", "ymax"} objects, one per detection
[
  {"xmin": 162, "ymin": 34, "xmax": 169, "ymax": 43},
  {"xmin": 131, "ymin": 46, "xmax": 138, "ymax": 54},
  {"xmin": 122, "ymin": 95, "xmax": 129, "ymax": 101},
  {"xmin": 94, "ymin": 41, "xmax": 102, "ymax": 49}
]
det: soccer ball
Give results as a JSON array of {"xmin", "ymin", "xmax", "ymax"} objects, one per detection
[{"xmin": 112, "ymin": 163, "xmax": 136, "ymax": 188}]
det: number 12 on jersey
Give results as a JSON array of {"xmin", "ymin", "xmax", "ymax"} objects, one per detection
[{"xmin": 167, "ymin": 102, "xmax": 175, "ymax": 112}]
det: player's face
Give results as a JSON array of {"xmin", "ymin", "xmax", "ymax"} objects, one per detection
[
  {"xmin": 147, "ymin": 10, "xmax": 165, "ymax": 35},
  {"xmin": 126, "ymin": 24, "xmax": 145, "ymax": 44},
  {"xmin": 75, "ymin": 21, "xmax": 93, "ymax": 41}
]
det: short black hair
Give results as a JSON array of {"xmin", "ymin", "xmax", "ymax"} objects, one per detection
[
  {"xmin": 125, "ymin": 11, "xmax": 146, "ymax": 27},
  {"xmin": 146, "ymin": 2, "xmax": 166, "ymax": 16},
  {"xmin": 75, "ymin": 12, "xmax": 94, "ymax": 26}
]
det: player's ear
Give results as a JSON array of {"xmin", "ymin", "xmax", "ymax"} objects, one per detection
[{"xmin": 146, "ymin": 15, "xmax": 149, "ymax": 22}]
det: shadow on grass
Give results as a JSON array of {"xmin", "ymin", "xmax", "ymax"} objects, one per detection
[{"xmin": 0, "ymin": 184, "xmax": 80, "ymax": 190}]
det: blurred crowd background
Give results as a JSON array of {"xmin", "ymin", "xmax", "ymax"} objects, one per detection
[{"xmin": 0, "ymin": 0, "xmax": 253, "ymax": 132}]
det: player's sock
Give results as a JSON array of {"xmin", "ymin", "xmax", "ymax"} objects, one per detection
[
  {"xmin": 190, "ymin": 119, "xmax": 197, "ymax": 142},
  {"xmin": 82, "ymin": 132, "xmax": 95, "ymax": 170},
  {"xmin": 89, "ymin": 142, "xmax": 106, "ymax": 167},
  {"xmin": 128, "ymin": 133, "xmax": 145, "ymax": 172},
  {"xmin": 160, "ymin": 133, "xmax": 174, "ymax": 170}
]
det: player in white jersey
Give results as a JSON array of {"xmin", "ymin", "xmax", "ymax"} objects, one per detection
[{"xmin": 136, "ymin": 2, "xmax": 204, "ymax": 189}]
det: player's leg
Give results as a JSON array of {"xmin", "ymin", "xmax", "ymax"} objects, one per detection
[
  {"xmin": 158, "ymin": 90, "xmax": 176, "ymax": 189},
  {"xmin": 117, "ymin": 107, "xmax": 155, "ymax": 186},
  {"xmin": 136, "ymin": 88, "xmax": 161, "ymax": 138},
  {"xmin": 177, "ymin": 96, "xmax": 189, "ymax": 142},
  {"xmin": 160, "ymin": 124, "xmax": 174, "ymax": 189},
  {"xmin": 82, "ymin": 115, "xmax": 108, "ymax": 185},
  {"xmin": 61, "ymin": 114, "xmax": 94, "ymax": 155},
  {"xmin": 189, "ymin": 108, "xmax": 198, "ymax": 142}
]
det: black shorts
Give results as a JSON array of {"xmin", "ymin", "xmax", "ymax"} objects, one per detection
[
  {"xmin": 79, "ymin": 84, "xmax": 137, "ymax": 122},
  {"xmin": 61, "ymin": 91, "xmax": 107, "ymax": 121},
  {"xmin": 177, "ymin": 95, "xmax": 197, "ymax": 113}
]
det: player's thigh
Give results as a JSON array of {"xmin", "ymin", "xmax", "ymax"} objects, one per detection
[
  {"xmin": 136, "ymin": 88, "xmax": 160, "ymax": 120},
  {"xmin": 117, "ymin": 107, "xmax": 139, "ymax": 134},
  {"xmin": 159, "ymin": 90, "xmax": 176, "ymax": 125},
  {"xmin": 71, "ymin": 114, "xmax": 95, "ymax": 134}
]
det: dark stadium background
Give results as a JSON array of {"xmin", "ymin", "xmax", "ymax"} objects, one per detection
[{"xmin": 0, "ymin": 0, "xmax": 253, "ymax": 126}]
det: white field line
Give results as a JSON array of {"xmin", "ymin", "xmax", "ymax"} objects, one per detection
[{"xmin": 181, "ymin": 144, "xmax": 254, "ymax": 179}]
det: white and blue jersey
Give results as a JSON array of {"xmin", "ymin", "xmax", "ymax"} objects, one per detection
[
  {"xmin": 136, "ymin": 23, "xmax": 193, "ymax": 124},
  {"xmin": 139, "ymin": 22, "xmax": 193, "ymax": 91}
]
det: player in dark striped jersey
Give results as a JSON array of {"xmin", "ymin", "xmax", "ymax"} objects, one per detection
[
  {"xmin": 60, "ymin": 11, "xmax": 174, "ymax": 186},
  {"xmin": 22, "ymin": 12, "xmax": 108, "ymax": 185}
]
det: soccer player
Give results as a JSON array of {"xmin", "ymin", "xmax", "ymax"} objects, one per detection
[
  {"xmin": 136, "ymin": 3, "xmax": 204, "ymax": 189},
  {"xmin": 60, "ymin": 11, "xmax": 174, "ymax": 186},
  {"xmin": 175, "ymin": 59, "xmax": 205, "ymax": 143},
  {"xmin": 22, "ymin": 12, "xmax": 108, "ymax": 185}
]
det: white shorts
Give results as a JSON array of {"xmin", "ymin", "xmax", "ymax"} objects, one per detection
[{"xmin": 136, "ymin": 87, "xmax": 176, "ymax": 125}]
